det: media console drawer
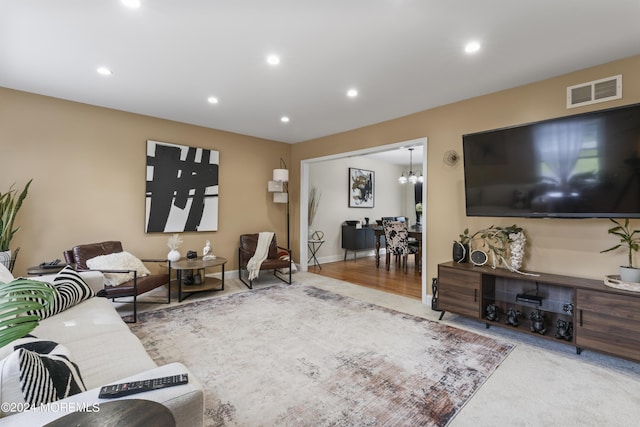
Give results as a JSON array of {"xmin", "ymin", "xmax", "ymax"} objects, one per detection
[
  {"xmin": 576, "ymin": 289, "xmax": 640, "ymax": 361},
  {"xmin": 437, "ymin": 265, "xmax": 481, "ymax": 319}
]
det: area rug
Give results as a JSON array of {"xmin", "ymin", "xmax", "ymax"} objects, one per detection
[{"xmin": 129, "ymin": 284, "xmax": 513, "ymax": 426}]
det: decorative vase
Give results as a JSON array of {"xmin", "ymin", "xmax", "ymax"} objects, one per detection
[
  {"xmin": 452, "ymin": 241, "xmax": 468, "ymax": 263},
  {"xmin": 507, "ymin": 231, "xmax": 526, "ymax": 271},
  {"xmin": 620, "ymin": 266, "xmax": 640, "ymax": 283},
  {"xmin": 167, "ymin": 249, "xmax": 181, "ymax": 262}
]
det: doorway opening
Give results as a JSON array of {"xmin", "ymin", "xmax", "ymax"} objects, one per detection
[{"xmin": 299, "ymin": 137, "xmax": 428, "ymax": 304}]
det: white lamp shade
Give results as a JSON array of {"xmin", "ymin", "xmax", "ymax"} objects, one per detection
[{"xmin": 273, "ymin": 168, "xmax": 289, "ymax": 182}]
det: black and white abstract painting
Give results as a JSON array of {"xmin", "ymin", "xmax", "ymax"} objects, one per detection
[
  {"xmin": 349, "ymin": 167, "xmax": 374, "ymax": 208},
  {"xmin": 145, "ymin": 140, "xmax": 219, "ymax": 232}
]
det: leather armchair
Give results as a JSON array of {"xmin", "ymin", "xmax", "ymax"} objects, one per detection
[
  {"xmin": 238, "ymin": 234, "xmax": 292, "ymax": 289},
  {"xmin": 64, "ymin": 241, "xmax": 170, "ymax": 322}
]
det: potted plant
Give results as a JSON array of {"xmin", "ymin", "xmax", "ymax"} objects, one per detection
[
  {"xmin": 0, "ymin": 278, "xmax": 56, "ymax": 347},
  {"xmin": 601, "ymin": 218, "xmax": 640, "ymax": 283},
  {"xmin": 0, "ymin": 179, "xmax": 32, "ymax": 271}
]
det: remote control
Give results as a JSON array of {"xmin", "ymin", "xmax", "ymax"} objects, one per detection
[
  {"xmin": 98, "ymin": 373, "xmax": 188, "ymax": 399},
  {"xmin": 40, "ymin": 259, "xmax": 61, "ymax": 268}
]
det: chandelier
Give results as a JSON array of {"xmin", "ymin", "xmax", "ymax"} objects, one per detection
[{"xmin": 398, "ymin": 147, "xmax": 423, "ymax": 184}]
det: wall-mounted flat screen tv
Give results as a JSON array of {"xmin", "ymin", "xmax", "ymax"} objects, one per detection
[{"xmin": 463, "ymin": 103, "xmax": 640, "ymax": 218}]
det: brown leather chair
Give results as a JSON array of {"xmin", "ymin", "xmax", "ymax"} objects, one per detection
[
  {"xmin": 238, "ymin": 234, "xmax": 292, "ymax": 289},
  {"xmin": 63, "ymin": 241, "xmax": 170, "ymax": 322}
]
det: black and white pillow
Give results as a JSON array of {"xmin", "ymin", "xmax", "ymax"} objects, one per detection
[
  {"xmin": 0, "ymin": 337, "xmax": 86, "ymax": 414},
  {"xmin": 29, "ymin": 266, "xmax": 94, "ymax": 319}
]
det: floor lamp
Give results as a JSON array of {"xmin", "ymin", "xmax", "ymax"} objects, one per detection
[{"xmin": 268, "ymin": 159, "xmax": 290, "ymax": 249}]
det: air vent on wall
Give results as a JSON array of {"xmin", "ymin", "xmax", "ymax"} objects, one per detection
[{"xmin": 567, "ymin": 74, "xmax": 622, "ymax": 108}]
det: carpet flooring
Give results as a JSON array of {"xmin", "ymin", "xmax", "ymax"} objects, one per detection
[{"xmin": 129, "ymin": 283, "xmax": 513, "ymax": 426}]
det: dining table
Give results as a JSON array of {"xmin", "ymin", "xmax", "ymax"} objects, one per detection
[{"xmin": 373, "ymin": 225, "xmax": 423, "ymax": 272}]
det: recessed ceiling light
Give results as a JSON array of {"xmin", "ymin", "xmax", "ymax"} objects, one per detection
[
  {"xmin": 96, "ymin": 66, "xmax": 112, "ymax": 76},
  {"xmin": 207, "ymin": 96, "xmax": 219, "ymax": 104},
  {"xmin": 347, "ymin": 88, "xmax": 358, "ymax": 98},
  {"xmin": 267, "ymin": 55, "xmax": 280, "ymax": 66},
  {"xmin": 280, "ymin": 116, "xmax": 290, "ymax": 123},
  {"xmin": 465, "ymin": 41, "xmax": 481, "ymax": 54},
  {"xmin": 121, "ymin": 0, "xmax": 141, "ymax": 8}
]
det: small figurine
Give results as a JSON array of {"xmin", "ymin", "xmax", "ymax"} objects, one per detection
[
  {"xmin": 555, "ymin": 319, "xmax": 573, "ymax": 341},
  {"xmin": 486, "ymin": 304, "xmax": 500, "ymax": 322},
  {"xmin": 202, "ymin": 240, "xmax": 216, "ymax": 260},
  {"xmin": 505, "ymin": 308, "xmax": 521, "ymax": 326},
  {"xmin": 529, "ymin": 309, "xmax": 546, "ymax": 335}
]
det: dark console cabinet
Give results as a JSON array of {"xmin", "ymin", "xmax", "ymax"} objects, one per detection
[
  {"xmin": 342, "ymin": 226, "xmax": 377, "ymax": 260},
  {"xmin": 437, "ymin": 261, "xmax": 640, "ymax": 363}
]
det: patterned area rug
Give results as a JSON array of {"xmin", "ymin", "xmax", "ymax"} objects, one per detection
[{"xmin": 130, "ymin": 284, "xmax": 513, "ymax": 426}]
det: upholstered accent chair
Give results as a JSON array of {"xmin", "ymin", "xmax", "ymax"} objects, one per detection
[
  {"xmin": 63, "ymin": 241, "xmax": 170, "ymax": 322},
  {"xmin": 238, "ymin": 233, "xmax": 292, "ymax": 289},
  {"xmin": 382, "ymin": 221, "xmax": 418, "ymax": 272}
]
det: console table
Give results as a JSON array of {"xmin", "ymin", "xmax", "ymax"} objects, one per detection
[
  {"xmin": 437, "ymin": 261, "xmax": 640, "ymax": 362},
  {"xmin": 341, "ymin": 225, "xmax": 376, "ymax": 261}
]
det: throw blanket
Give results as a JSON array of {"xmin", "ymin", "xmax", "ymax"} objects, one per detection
[{"xmin": 247, "ymin": 232, "xmax": 275, "ymax": 280}]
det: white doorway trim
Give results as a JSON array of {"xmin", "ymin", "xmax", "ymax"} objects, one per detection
[{"xmin": 299, "ymin": 137, "xmax": 429, "ymax": 305}]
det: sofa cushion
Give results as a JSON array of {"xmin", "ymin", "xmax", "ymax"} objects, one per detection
[
  {"xmin": 86, "ymin": 251, "xmax": 151, "ymax": 287},
  {"xmin": 30, "ymin": 298, "xmax": 157, "ymax": 389},
  {"xmin": 27, "ymin": 267, "xmax": 94, "ymax": 320},
  {"xmin": 31, "ymin": 297, "xmax": 132, "ymax": 343},
  {"xmin": 0, "ymin": 338, "xmax": 85, "ymax": 415}
]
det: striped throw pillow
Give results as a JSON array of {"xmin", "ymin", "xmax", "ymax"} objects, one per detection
[
  {"xmin": 0, "ymin": 338, "xmax": 86, "ymax": 414},
  {"xmin": 29, "ymin": 266, "xmax": 95, "ymax": 319}
]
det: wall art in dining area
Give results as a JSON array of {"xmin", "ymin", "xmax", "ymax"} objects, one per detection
[
  {"xmin": 145, "ymin": 140, "xmax": 219, "ymax": 232},
  {"xmin": 349, "ymin": 167, "xmax": 374, "ymax": 208}
]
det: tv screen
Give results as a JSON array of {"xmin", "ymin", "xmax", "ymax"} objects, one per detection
[{"xmin": 463, "ymin": 103, "xmax": 640, "ymax": 218}]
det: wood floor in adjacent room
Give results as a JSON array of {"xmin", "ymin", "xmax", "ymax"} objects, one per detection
[{"xmin": 308, "ymin": 255, "xmax": 422, "ymax": 300}]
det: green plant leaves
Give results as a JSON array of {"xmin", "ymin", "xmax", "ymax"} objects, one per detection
[
  {"xmin": 0, "ymin": 179, "xmax": 32, "ymax": 252},
  {"xmin": 0, "ymin": 277, "xmax": 56, "ymax": 348}
]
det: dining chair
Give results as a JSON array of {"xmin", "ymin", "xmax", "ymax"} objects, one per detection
[{"xmin": 382, "ymin": 221, "xmax": 418, "ymax": 272}]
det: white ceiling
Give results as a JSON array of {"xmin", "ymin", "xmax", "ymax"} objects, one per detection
[{"xmin": 2, "ymin": 1, "xmax": 640, "ymax": 144}]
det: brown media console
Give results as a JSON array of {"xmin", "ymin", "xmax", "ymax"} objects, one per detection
[{"xmin": 437, "ymin": 261, "xmax": 640, "ymax": 363}]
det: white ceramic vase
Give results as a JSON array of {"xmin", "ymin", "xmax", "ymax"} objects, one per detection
[
  {"xmin": 167, "ymin": 249, "xmax": 181, "ymax": 262},
  {"xmin": 620, "ymin": 266, "xmax": 640, "ymax": 283}
]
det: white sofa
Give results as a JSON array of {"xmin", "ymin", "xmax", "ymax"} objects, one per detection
[{"xmin": 0, "ymin": 270, "xmax": 204, "ymax": 426}]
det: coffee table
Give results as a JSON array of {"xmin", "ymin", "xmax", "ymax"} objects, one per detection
[{"xmin": 169, "ymin": 257, "xmax": 227, "ymax": 302}]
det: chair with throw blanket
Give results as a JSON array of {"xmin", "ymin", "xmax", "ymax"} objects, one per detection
[
  {"xmin": 238, "ymin": 232, "xmax": 292, "ymax": 289},
  {"xmin": 63, "ymin": 241, "xmax": 170, "ymax": 322}
]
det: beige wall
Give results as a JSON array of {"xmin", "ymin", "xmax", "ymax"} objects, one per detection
[
  {"xmin": 0, "ymin": 88, "xmax": 291, "ymax": 275},
  {"xmin": 3, "ymin": 54, "xmax": 640, "ymax": 285},
  {"xmin": 292, "ymin": 55, "xmax": 640, "ymax": 283}
]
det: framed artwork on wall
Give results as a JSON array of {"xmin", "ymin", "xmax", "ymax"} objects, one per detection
[
  {"xmin": 349, "ymin": 167, "xmax": 374, "ymax": 208},
  {"xmin": 145, "ymin": 140, "xmax": 219, "ymax": 232}
]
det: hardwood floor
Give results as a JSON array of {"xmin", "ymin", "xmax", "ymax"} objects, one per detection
[{"xmin": 308, "ymin": 255, "xmax": 422, "ymax": 300}]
